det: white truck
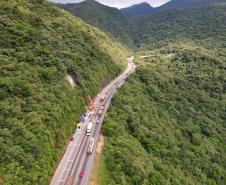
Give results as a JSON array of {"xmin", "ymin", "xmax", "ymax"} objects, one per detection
[
  {"xmin": 87, "ymin": 137, "xmax": 95, "ymax": 154},
  {"xmin": 86, "ymin": 122, "xmax": 93, "ymax": 136}
]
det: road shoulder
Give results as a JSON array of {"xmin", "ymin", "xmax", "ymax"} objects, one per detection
[{"xmin": 88, "ymin": 134, "xmax": 110, "ymax": 185}]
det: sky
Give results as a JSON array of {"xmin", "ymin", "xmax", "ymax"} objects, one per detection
[{"xmin": 50, "ymin": 0, "xmax": 171, "ymax": 9}]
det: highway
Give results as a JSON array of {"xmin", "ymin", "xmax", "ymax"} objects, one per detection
[{"xmin": 50, "ymin": 57, "xmax": 135, "ymax": 185}]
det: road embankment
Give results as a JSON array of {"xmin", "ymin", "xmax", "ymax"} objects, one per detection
[{"xmin": 88, "ymin": 134, "xmax": 105, "ymax": 185}]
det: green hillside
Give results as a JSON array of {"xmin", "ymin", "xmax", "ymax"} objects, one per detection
[
  {"xmin": 158, "ymin": 0, "xmax": 226, "ymax": 10},
  {"xmin": 134, "ymin": 4, "xmax": 226, "ymax": 48},
  {"xmin": 97, "ymin": 3, "xmax": 226, "ymax": 183},
  {"xmin": 0, "ymin": 0, "xmax": 128, "ymax": 184},
  {"xmin": 57, "ymin": 2, "xmax": 226, "ymax": 49},
  {"xmin": 1, "ymin": 0, "xmax": 226, "ymax": 185},
  {"xmin": 57, "ymin": 0, "xmax": 138, "ymax": 47},
  {"xmin": 102, "ymin": 42, "xmax": 226, "ymax": 185}
]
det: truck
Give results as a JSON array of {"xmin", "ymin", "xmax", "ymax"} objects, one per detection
[
  {"xmin": 87, "ymin": 137, "xmax": 95, "ymax": 154},
  {"xmin": 86, "ymin": 122, "xmax": 93, "ymax": 136},
  {"xmin": 100, "ymin": 95, "xmax": 106, "ymax": 102},
  {"xmin": 98, "ymin": 105, "xmax": 105, "ymax": 117},
  {"xmin": 98, "ymin": 109, "xmax": 103, "ymax": 117},
  {"xmin": 100, "ymin": 104, "xmax": 105, "ymax": 110}
]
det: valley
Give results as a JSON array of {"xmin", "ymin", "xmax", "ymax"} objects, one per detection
[{"xmin": 0, "ymin": 0, "xmax": 225, "ymax": 185}]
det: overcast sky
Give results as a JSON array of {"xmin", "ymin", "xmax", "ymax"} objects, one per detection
[{"xmin": 50, "ymin": 0, "xmax": 171, "ymax": 8}]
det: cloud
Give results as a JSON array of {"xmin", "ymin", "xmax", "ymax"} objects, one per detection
[{"xmin": 50, "ymin": 0, "xmax": 171, "ymax": 8}]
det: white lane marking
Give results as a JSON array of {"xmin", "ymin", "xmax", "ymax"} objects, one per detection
[
  {"xmin": 59, "ymin": 180, "xmax": 66, "ymax": 182},
  {"xmin": 51, "ymin": 62, "xmax": 134, "ymax": 185},
  {"xmin": 64, "ymin": 169, "xmax": 70, "ymax": 171}
]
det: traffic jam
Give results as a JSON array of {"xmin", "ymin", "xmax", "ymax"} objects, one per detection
[
  {"xmin": 67, "ymin": 92, "xmax": 111, "ymax": 182},
  {"xmin": 65, "ymin": 59, "xmax": 135, "ymax": 183},
  {"xmin": 71, "ymin": 93, "xmax": 107, "ymax": 153}
]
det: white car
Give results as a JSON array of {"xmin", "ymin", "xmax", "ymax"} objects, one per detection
[{"xmin": 86, "ymin": 122, "xmax": 93, "ymax": 136}]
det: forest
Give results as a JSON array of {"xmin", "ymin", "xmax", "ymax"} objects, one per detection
[
  {"xmin": 65, "ymin": 3, "xmax": 226, "ymax": 184},
  {"xmin": 133, "ymin": 4, "xmax": 226, "ymax": 48},
  {"xmin": 0, "ymin": 0, "xmax": 226, "ymax": 185},
  {"xmin": 58, "ymin": 1, "xmax": 226, "ymax": 49},
  {"xmin": 101, "ymin": 42, "xmax": 226, "ymax": 185},
  {"xmin": 0, "ymin": 0, "xmax": 127, "ymax": 184},
  {"xmin": 57, "ymin": 1, "xmax": 138, "ymax": 47}
]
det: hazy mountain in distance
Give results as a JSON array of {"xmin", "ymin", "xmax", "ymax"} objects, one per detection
[
  {"xmin": 120, "ymin": 0, "xmax": 226, "ymax": 17},
  {"xmin": 159, "ymin": 0, "xmax": 226, "ymax": 10},
  {"xmin": 120, "ymin": 2, "xmax": 156, "ymax": 17},
  {"xmin": 133, "ymin": 3, "xmax": 226, "ymax": 48}
]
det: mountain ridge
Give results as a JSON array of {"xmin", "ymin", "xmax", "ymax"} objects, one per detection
[
  {"xmin": 57, "ymin": 0, "xmax": 138, "ymax": 47},
  {"xmin": 120, "ymin": 2, "xmax": 156, "ymax": 17},
  {"xmin": 120, "ymin": 0, "xmax": 226, "ymax": 16},
  {"xmin": 133, "ymin": 3, "xmax": 226, "ymax": 48},
  {"xmin": 159, "ymin": 0, "xmax": 226, "ymax": 10},
  {"xmin": 1, "ymin": 0, "xmax": 226, "ymax": 184},
  {"xmin": 57, "ymin": 0, "xmax": 226, "ymax": 49}
]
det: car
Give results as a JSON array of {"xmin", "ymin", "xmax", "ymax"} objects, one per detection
[
  {"xmin": 97, "ymin": 120, "xmax": 100, "ymax": 124},
  {"xmin": 79, "ymin": 171, "xmax": 84, "ymax": 178},
  {"xmin": 71, "ymin": 136, "xmax": 74, "ymax": 141},
  {"xmin": 86, "ymin": 122, "xmax": 93, "ymax": 136},
  {"xmin": 98, "ymin": 109, "xmax": 103, "ymax": 117},
  {"xmin": 100, "ymin": 104, "xmax": 105, "ymax": 110},
  {"xmin": 100, "ymin": 95, "xmax": 106, "ymax": 102}
]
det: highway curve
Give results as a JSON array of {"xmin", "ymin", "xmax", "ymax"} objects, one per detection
[{"xmin": 50, "ymin": 57, "xmax": 136, "ymax": 185}]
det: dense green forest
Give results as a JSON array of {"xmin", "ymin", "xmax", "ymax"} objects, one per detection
[
  {"xmin": 57, "ymin": 0, "xmax": 138, "ymax": 47},
  {"xmin": 0, "ymin": 0, "xmax": 128, "ymax": 184},
  {"xmin": 134, "ymin": 4, "xmax": 226, "ymax": 48},
  {"xmin": 158, "ymin": 0, "xmax": 226, "ymax": 10},
  {"xmin": 58, "ymin": 2, "xmax": 226, "ymax": 49},
  {"xmin": 101, "ymin": 42, "xmax": 226, "ymax": 185},
  {"xmin": 120, "ymin": 0, "xmax": 226, "ymax": 17},
  {"xmin": 1, "ymin": 0, "xmax": 226, "ymax": 185}
]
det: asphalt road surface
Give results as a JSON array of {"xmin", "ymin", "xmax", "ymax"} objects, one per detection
[{"xmin": 50, "ymin": 57, "xmax": 136, "ymax": 185}]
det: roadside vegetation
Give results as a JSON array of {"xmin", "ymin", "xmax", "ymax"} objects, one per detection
[
  {"xmin": 1, "ymin": 0, "xmax": 226, "ymax": 185},
  {"xmin": 67, "ymin": 2, "xmax": 226, "ymax": 184},
  {"xmin": 0, "ymin": 0, "xmax": 128, "ymax": 184},
  {"xmin": 102, "ymin": 42, "xmax": 226, "ymax": 185},
  {"xmin": 89, "ymin": 135, "xmax": 111, "ymax": 185}
]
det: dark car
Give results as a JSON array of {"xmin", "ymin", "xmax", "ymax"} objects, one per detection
[{"xmin": 71, "ymin": 136, "xmax": 74, "ymax": 141}]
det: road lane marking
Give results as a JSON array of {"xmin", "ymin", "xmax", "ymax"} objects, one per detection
[
  {"xmin": 64, "ymin": 169, "xmax": 70, "ymax": 171},
  {"xmin": 50, "ymin": 61, "xmax": 135, "ymax": 185}
]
